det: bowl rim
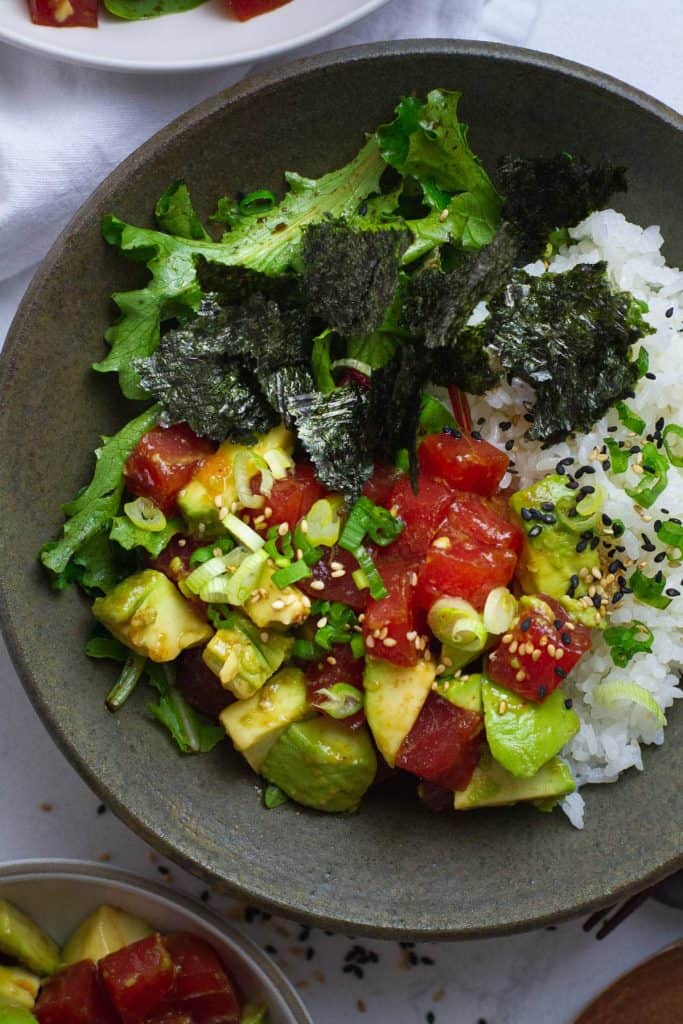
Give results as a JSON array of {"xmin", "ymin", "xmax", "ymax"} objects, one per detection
[
  {"xmin": 0, "ymin": 857, "xmax": 313, "ymax": 1023},
  {"xmin": 1, "ymin": 39, "xmax": 681, "ymax": 941}
]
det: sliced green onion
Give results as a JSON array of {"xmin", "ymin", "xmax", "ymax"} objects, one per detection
[
  {"xmin": 223, "ymin": 513, "xmax": 265, "ymax": 552},
  {"xmin": 340, "ymin": 496, "xmax": 404, "ymax": 551},
  {"xmin": 612, "ymin": 518, "xmax": 625, "ymax": 538},
  {"xmin": 264, "ymin": 526, "xmax": 294, "ymax": 567},
  {"xmin": 625, "ymin": 443, "xmax": 668, "ymax": 508},
  {"xmin": 428, "ymin": 597, "xmax": 487, "ymax": 653},
  {"xmin": 262, "ymin": 447, "xmax": 294, "ymax": 480},
  {"xmin": 200, "ymin": 575, "xmax": 239, "ymax": 603},
  {"xmin": 234, "ymin": 450, "xmax": 273, "ymax": 509},
  {"xmin": 185, "ymin": 554, "xmax": 233, "ymax": 596},
  {"xmin": 603, "ymin": 437, "xmax": 629, "ymax": 473},
  {"xmin": 554, "ymin": 486, "xmax": 604, "ymax": 533},
  {"xmin": 240, "ymin": 1003, "xmax": 269, "ymax": 1024},
  {"xmin": 315, "ymin": 683, "xmax": 364, "ymax": 719},
  {"xmin": 662, "ymin": 423, "xmax": 683, "ymax": 467},
  {"xmin": 222, "ymin": 549, "xmax": 268, "ymax": 606},
  {"xmin": 635, "ymin": 346, "xmax": 649, "ymax": 378},
  {"xmin": 593, "ymin": 680, "xmax": 666, "ymax": 728},
  {"xmin": 263, "ymin": 785, "xmax": 289, "ymax": 810},
  {"xmin": 615, "ymin": 401, "xmax": 646, "ymax": 435},
  {"xmin": 353, "ymin": 546, "xmax": 387, "ymax": 600},
  {"xmin": 330, "ymin": 357, "xmax": 374, "ymax": 377},
  {"xmin": 291, "ymin": 524, "xmax": 323, "ymax": 567},
  {"xmin": 239, "ymin": 189, "xmax": 277, "ymax": 215},
  {"xmin": 189, "ymin": 536, "xmax": 235, "ymax": 568},
  {"xmin": 604, "ymin": 620, "xmax": 654, "ymax": 668},
  {"xmin": 418, "ymin": 393, "xmax": 456, "ymax": 435},
  {"xmin": 292, "ymin": 638, "xmax": 320, "ymax": 660},
  {"xmin": 305, "ymin": 497, "xmax": 343, "ymax": 548},
  {"xmin": 272, "ymin": 560, "xmax": 312, "ymax": 589},
  {"xmin": 483, "ymin": 587, "xmax": 518, "ymax": 636},
  {"xmin": 657, "ymin": 520, "xmax": 683, "ymax": 557},
  {"xmin": 312, "ymin": 601, "xmax": 358, "ymax": 650},
  {"xmin": 123, "ymin": 496, "xmax": 167, "ymax": 533},
  {"xmin": 576, "ymin": 484, "xmax": 606, "ymax": 518},
  {"xmin": 630, "ymin": 568, "xmax": 672, "ymax": 609},
  {"xmin": 352, "ymin": 567, "xmax": 369, "ymax": 591},
  {"xmin": 350, "ymin": 632, "xmax": 366, "ymax": 659},
  {"xmin": 106, "ymin": 653, "xmax": 147, "ymax": 711}
]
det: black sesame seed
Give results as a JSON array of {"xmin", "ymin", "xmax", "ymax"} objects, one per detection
[
  {"xmin": 520, "ymin": 618, "xmax": 532, "ymax": 632},
  {"xmin": 607, "ymin": 425, "xmax": 619, "ymax": 432},
  {"xmin": 665, "ymin": 307, "xmax": 674, "ymax": 318},
  {"xmin": 581, "ymin": 529, "xmax": 594, "ymax": 540},
  {"xmin": 579, "ymin": 484, "xmax": 596, "ymax": 495},
  {"xmin": 592, "ymin": 594, "xmax": 602, "ymax": 608},
  {"xmin": 576, "ymin": 539, "xmax": 588, "ymax": 553},
  {"xmin": 505, "ymin": 439, "xmax": 515, "ymax": 451},
  {"xmin": 612, "ymin": 592, "xmax": 625, "ymax": 605},
  {"xmin": 524, "ymin": 413, "xmax": 535, "ymax": 423},
  {"xmin": 654, "ymin": 551, "xmax": 667, "ymax": 563},
  {"xmin": 645, "ymin": 372, "xmax": 656, "ymax": 380},
  {"xmin": 306, "ymin": 947, "xmax": 315, "ymax": 961},
  {"xmin": 656, "ymin": 417, "xmax": 665, "ymax": 431},
  {"xmin": 541, "ymin": 501, "xmax": 556, "ymax": 512},
  {"xmin": 200, "ymin": 890, "xmax": 210, "ymax": 903},
  {"xmin": 655, "ymin": 570, "xmax": 664, "ymax": 583},
  {"xmin": 265, "ymin": 944, "xmax": 277, "ymax": 955},
  {"xmin": 499, "ymin": 420, "xmax": 512, "ymax": 431},
  {"xmin": 556, "ymin": 464, "xmax": 567, "ymax": 475},
  {"xmin": 665, "ymin": 588, "xmax": 680, "ymax": 597},
  {"xmin": 608, "ymin": 560, "xmax": 624, "ymax": 573},
  {"xmin": 590, "ymin": 536, "xmax": 600, "ymax": 550},
  {"xmin": 421, "ymin": 956, "xmax": 435, "ymax": 966},
  {"xmin": 408, "ymin": 952, "xmax": 419, "ymax": 966},
  {"xmin": 561, "ymin": 632, "xmax": 572, "ymax": 646},
  {"xmin": 672, "ymin": 518, "xmax": 682, "ymax": 525},
  {"xmin": 564, "ymin": 698, "xmax": 573, "ymax": 709},
  {"xmin": 528, "ymin": 525, "xmax": 542, "ymax": 538},
  {"xmin": 567, "ymin": 478, "xmax": 580, "ymax": 490},
  {"xmin": 477, "ymin": 416, "xmax": 486, "ymax": 425},
  {"xmin": 629, "ymin": 445, "xmax": 641, "ymax": 454},
  {"xmin": 567, "ymin": 508, "xmax": 578, "ymax": 518},
  {"xmin": 96, "ymin": 804, "xmax": 106, "ymax": 815},
  {"xmin": 471, "ymin": 430, "xmax": 483, "ymax": 441},
  {"xmin": 555, "ymin": 666, "xmax": 566, "ymax": 679},
  {"xmin": 426, "ymin": 1014, "xmax": 436, "ymax": 1024},
  {"xmin": 554, "ymin": 619, "xmax": 564, "ymax": 630},
  {"xmin": 661, "ymin": 508, "xmax": 670, "ymax": 515},
  {"xmin": 157, "ymin": 866, "xmax": 169, "ymax": 876},
  {"xmin": 442, "ymin": 426, "xmax": 462, "ymax": 438},
  {"xmin": 521, "ymin": 507, "xmax": 533, "ymax": 521},
  {"xmin": 541, "ymin": 512, "xmax": 557, "ymax": 525},
  {"xmin": 601, "ymin": 513, "xmax": 613, "ymax": 526},
  {"xmin": 538, "ymin": 686, "xmax": 548, "ymax": 698},
  {"xmin": 641, "ymin": 538, "xmax": 656, "ymax": 552}
]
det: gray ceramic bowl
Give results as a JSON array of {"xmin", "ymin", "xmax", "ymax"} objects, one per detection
[
  {"xmin": 0, "ymin": 859, "xmax": 312, "ymax": 1022},
  {"xmin": 0, "ymin": 41, "xmax": 681, "ymax": 940}
]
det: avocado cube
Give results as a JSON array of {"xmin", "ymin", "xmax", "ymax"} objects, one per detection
[
  {"xmin": 92, "ymin": 570, "xmax": 213, "ymax": 662},
  {"xmin": 436, "ymin": 672, "xmax": 483, "ymax": 713},
  {"xmin": 203, "ymin": 621, "xmax": 292, "ymax": 701},
  {"xmin": 61, "ymin": 906, "xmax": 153, "ymax": 966},
  {"xmin": 0, "ymin": 902, "xmax": 59, "ymax": 977},
  {"xmin": 178, "ymin": 426, "xmax": 294, "ymax": 536},
  {"xmin": 364, "ymin": 657, "xmax": 435, "ymax": 767},
  {"xmin": 0, "ymin": 967, "xmax": 40, "ymax": 1011},
  {"xmin": 220, "ymin": 667, "xmax": 310, "ymax": 772},
  {"xmin": 482, "ymin": 679, "xmax": 580, "ymax": 778},
  {"xmin": 510, "ymin": 474, "xmax": 601, "ymax": 601},
  {"xmin": 263, "ymin": 718, "xmax": 377, "ymax": 813},
  {"xmin": 454, "ymin": 747, "xmax": 575, "ymax": 810},
  {"xmin": 243, "ymin": 563, "xmax": 311, "ymax": 630}
]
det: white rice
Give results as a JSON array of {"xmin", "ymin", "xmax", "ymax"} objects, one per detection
[{"xmin": 468, "ymin": 210, "xmax": 683, "ymax": 828}]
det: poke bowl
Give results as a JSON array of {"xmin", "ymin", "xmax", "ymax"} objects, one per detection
[
  {"xmin": 0, "ymin": 41, "xmax": 681, "ymax": 939},
  {"xmin": 0, "ymin": 858, "xmax": 313, "ymax": 1022}
]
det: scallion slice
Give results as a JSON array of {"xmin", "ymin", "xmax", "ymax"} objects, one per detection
[
  {"xmin": 616, "ymin": 401, "xmax": 646, "ymax": 435},
  {"xmin": 315, "ymin": 683, "xmax": 364, "ymax": 719},
  {"xmin": 184, "ymin": 554, "xmax": 233, "ymax": 595},
  {"xmin": 234, "ymin": 450, "xmax": 273, "ymax": 509},
  {"xmin": 221, "ymin": 549, "xmax": 268, "ymax": 606},
  {"xmin": 223, "ymin": 513, "xmax": 265, "ymax": 552},
  {"xmin": 272, "ymin": 560, "xmax": 312, "ymax": 589},
  {"xmin": 603, "ymin": 437, "xmax": 629, "ymax": 473},
  {"xmin": 657, "ymin": 519, "xmax": 683, "ymax": 557},
  {"xmin": 189, "ymin": 536, "xmax": 235, "ymax": 568},
  {"xmin": 304, "ymin": 497, "xmax": 343, "ymax": 548},
  {"xmin": 262, "ymin": 447, "xmax": 295, "ymax": 480},
  {"xmin": 123, "ymin": 496, "xmax": 167, "ymax": 533},
  {"xmin": 106, "ymin": 653, "xmax": 147, "ymax": 711},
  {"xmin": 593, "ymin": 680, "xmax": 666, "ymax": 728},
  {"xmin": 630, "ymin": 567, "xmax": 672, "ymax": 609},
  {"xmin": 662, "ymin": 423, "xmax": 683, "ymax": 467},
  {"xmin": 603, "ymin": 620, "xmax": 654, "ymax": 667},
  {"xmin": 239, "ymin": 189, "xmax": 277, "ymax": 215},
  {"xmin": 625, "ymin": 443, "xmax": 668, "ymax": 508},
  {"xmin": 353, "ymin": 545, "xmax": 387, "ymax": 600}
]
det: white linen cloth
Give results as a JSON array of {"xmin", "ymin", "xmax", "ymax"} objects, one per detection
[{"xmin": 1, "ymin": 0, "xmax": 682, "ymax": 291}]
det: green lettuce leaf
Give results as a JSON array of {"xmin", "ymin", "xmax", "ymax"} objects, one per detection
[
  {"xmin": 110, "ymin": 516, "xmax": 182, "ymax": 557},
  {"xmin": 146, "ymin": 663, "xmax": 224, "ymax": 754},
  {"xmin": 104, "ymin": 0, "xmax": 208, "ymax": 20}
]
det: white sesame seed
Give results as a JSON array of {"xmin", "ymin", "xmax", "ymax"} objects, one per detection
[
  {"xmin": 310, "ymin": 580, "xmax": 325, "ymax": 591},
  {"xmin": 316, "ymin": 617, "xmax": 328, "ymax": 629},
  {"xmin": 432, "ymin": 536, "xmax": 452, "ymax": 550},
  {"xmin": 331, "ymin": 569, "xmax": 346, "ymax": 578},
  {"xmin": 383, "ymin": 638, "xmax": 397, "ymax": 648},
  {"xmin": 278, "ymin": 522, "xmax": 289, "ymax": 536},
  {"xmin": 365, "ymin": 636, "xmax": 375, "ymax": 648},
  {"xmin": 271, "ymin": 599, "xmax": 285, "ymax": 610}
]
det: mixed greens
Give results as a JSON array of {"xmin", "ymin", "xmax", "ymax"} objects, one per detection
[{"xmin": 40, "ymin": 88, "xmax": 676, "ymax": 819}]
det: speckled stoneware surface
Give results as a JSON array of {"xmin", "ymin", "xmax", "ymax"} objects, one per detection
[{"xmin": 0, "ymin": 41, "xmax": 681, "ymax": 940}]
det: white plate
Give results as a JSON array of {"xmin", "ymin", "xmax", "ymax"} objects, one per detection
[
  {"xmin": 0, "ymin": 0, "xmax": 389, "ymax": 73},
  {"xmin": 0, "ymin": 859, "xmax": 312, "ymax": 1024}
]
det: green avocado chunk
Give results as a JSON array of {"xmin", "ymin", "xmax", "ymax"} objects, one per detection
[
  {"xmin": 364, "ymin": 657, "xmax": 435, "ymax": 767},
  {"xmin": 92, "ymin": 569, "xmax": 212, "ymax": 662},
  {"xmin": 262, "ymin": 717, "xmax": 377, "ymax": 813},
  {"xmin": 0, "ymin": 1007, "xmax": 39, "ymax": 1024},
  {"xmin": 435, "ymin": 673, "xmax": 483, "ymax": 713},
  {"xmin": 482, "ymin": 678, "xmax": 580, "ymax": 778},
  {"xmin": 0, "ymin": 902, "xmax": 60, "ymax": 977},
  {"xmin": 203, "ymin": 614, "xmax": 293, "ymax": 700},
  {"xmin": 0, "ymin": 966, "xmax": 40, "ymax": 1011},
  {"xmin": 454, "ymin": 747, "xmax": 575, "ymax": 809},
  {"xmin": 220, "ymin": 667, "xmax": 310, "ymax": 772},
  {"xmin": 510, "ymin": 474, "xmax": 602, "ymax": 617}
]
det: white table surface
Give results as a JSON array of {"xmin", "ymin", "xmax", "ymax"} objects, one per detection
[{"xmin": 1, "ymin": 2, "xmax": 682, "ymax": 1021}]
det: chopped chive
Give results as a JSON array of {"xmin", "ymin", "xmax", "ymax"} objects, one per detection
[{"xmin": 272, "ymin": 560, "xmax": 312, "ymax": 588}]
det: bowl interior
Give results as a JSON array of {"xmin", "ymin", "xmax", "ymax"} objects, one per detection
[
  {"xmin": 0, "ymin": 42, "xmax": 681, "ymax": 939},
  {"xmin": 0, "ymin": 861, "xmax": 310, "ymax": 1024}
]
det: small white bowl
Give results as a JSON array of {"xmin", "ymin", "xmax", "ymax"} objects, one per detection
[{"xmin": 0, "ymin": 859, "xmax": 313, "ymax": 1024}]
